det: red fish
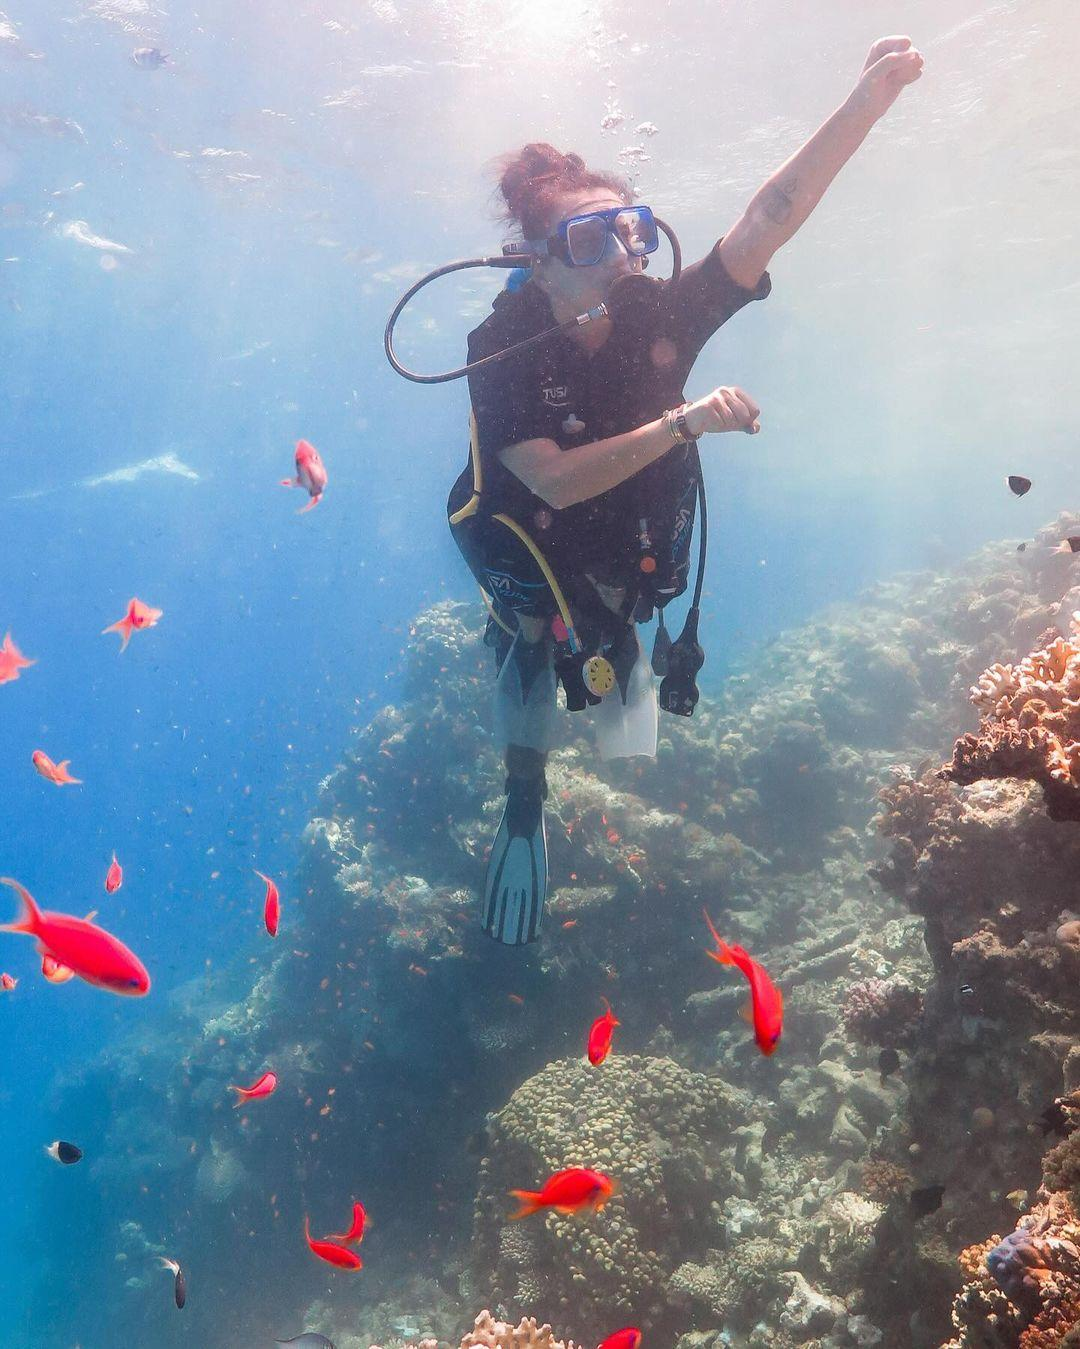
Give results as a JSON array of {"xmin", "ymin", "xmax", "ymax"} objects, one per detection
[
  {"xmin": 105, "ymin": 853, "xmax": 123, "ymax": 894},
  {"xmin": 327, "ymin": 1200, "xmax": 367, "ymax": 1244},
  {"xmin": 598, "ymin": 1332, "xmax": 642, "ymax": 1349},
  {"xmin": 703, "ymin": 909, "xmax": 782, "ymax": 1056},
  {"xmin": 32, "ymin": 750, "xmax": 82, "ymax": 786},
  {"xmin": 303, "ymin": 1216, "xmax": 362, "ymax": 1270},
  {"xmin": 1, "ymin": 972, "xmax": 16, "ymax": 991},
  {"xmin": 42, "ymin": 953, "xmax": 75, "ymax": 984},
  {"xmin": 229, "ymin": 1070, "xmax": 278, "ymax": 1107},
  {"xmin": 281, "ymin": 439, "xmax": 327, "ymax": 513},
  {"xmin": 509, "ymin": 1167, "xmax": 617, "ymax": 1220},
  {"xmin": 255, "ymin": 870, "xmax": 280, "ymax": 936},
  {"xmin": 587, "ymin": 997, "xmax": 620, "ymax": 1066},
  {"xmin": 102, "ymin": 597, "xmax": 163, "ymax": 652},
  {"xmin": 0, "ymin": 632, "xmax": 35, "ymax": 686},
  {"xmin": 0, "ymin": 877, "xmax": 150, "ymax": 996}
]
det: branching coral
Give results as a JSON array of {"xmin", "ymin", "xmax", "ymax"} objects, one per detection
[
  {"xmin": 943, "ymin": 624, "xmax": 1080, "ymax": 820},
  {"xmin": 459, "ymin": 1310, "xmax": 580, "ymax": 1349}
]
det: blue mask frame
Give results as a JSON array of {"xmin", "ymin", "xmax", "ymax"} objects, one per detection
[{"xmin": 523, "ymin": 205, "xmax": 660, "ymax": 268}]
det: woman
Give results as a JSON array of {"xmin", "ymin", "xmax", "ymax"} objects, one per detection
[{"xmin": 448, "ymin": 36, "xmax": 924, "ymax": 945}]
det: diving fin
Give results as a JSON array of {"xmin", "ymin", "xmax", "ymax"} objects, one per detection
[{"xmin": 481, "ymin": 774, "xmax": 549, "ymax": 945}]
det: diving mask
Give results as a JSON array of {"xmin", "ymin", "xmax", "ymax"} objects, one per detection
[{"xmin": 511, "ymin": 205, "xmax": 660, "ymax": 269}]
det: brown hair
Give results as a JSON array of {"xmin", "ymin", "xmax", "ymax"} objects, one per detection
[{"xmin": 489, "ymin": 141, "xmax": 634, "ymax": 242}]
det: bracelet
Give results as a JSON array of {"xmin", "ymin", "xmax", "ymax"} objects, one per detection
[{"xmin": 664, "ymin": 404, "xmax": 692, "ymax": 445}]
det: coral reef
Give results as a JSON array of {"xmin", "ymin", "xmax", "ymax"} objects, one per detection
[
  {"xmin": 470, "ymin": 1055, "xmax": 749, "ymax": 1340},
  {"xmin": 840, "ymin": 976, "xmax": 924, "ymax": 1047},
  {"xmin": 28, "ymin": 513, "xmax": 1080, "ymax": 1349},
  {"xmin": 943, "ymin": 610, "xmax": 1080, "ymax": 820}
]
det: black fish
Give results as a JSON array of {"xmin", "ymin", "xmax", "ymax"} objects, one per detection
[
  {"xmin": 910, "ymin": 1184, "xmax": 945, "ymax": 1217},
  {"xmin": 45, "ymin": 1140, "xmax": 82, "ymax": 1165},
  {"xmin": 1017, "ymin": 543, "xmax": 1027, "ymax": 553},
  {"xmin": 878, "ymin": 1048, "xmax": 901, "ymax": 1082},
  {"xmin": 1038, "ymin": 1100, "xmax": 1073, "ymax": 1139},
  {"xmin": 159, "ymin": 1257, "xmax": 186, "ymax": 1308},
  {"xmin": 1006, "ymin": 475, "xmax": 1032, "ymax": 497},
  {"xmin": 275, "ymin": 1336, "xmax": 336, "ymax": 1348}
]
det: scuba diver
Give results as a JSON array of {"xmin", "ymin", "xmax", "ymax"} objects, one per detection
[{"xmin": 386, "ymin": 36, "xmax": 924, "ymax": 945}]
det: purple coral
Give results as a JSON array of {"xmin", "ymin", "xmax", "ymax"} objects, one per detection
[
  {"xmin": 986, "ymin": 1226, "xmax": 1074, "ymax": 1313},
  {"xmin": 840, "ymin": 977, "xmax": 923, "ymax": 1047}
]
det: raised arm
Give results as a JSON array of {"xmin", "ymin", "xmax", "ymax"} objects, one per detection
[{"xmin": 718, "ymin": 35, "xmax": 924, "ymax": 290}]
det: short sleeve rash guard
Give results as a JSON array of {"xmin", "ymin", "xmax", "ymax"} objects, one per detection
[{"xmin": 455, "ymin": 238, "xmax": 771, "ymax": 578}]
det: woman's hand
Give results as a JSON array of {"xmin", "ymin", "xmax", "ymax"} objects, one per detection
[
  {"xmin": 851, "ymin": 36, "xmax": 924, "ymax": 122},
  {"xmin": 684, "ymin": 386, "xmax": 761, "ymax": 437}
]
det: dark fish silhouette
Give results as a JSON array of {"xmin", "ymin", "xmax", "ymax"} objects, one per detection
[
  {"xmin": 45, "ymin": 1140, "xmax": 82, "ymax": 1165},
  {"xmin": 275, "ymin": 1336, "xmax": 336, "ymax": 1348},
  {"xmin": 910, "ymin": 1184, "xmax": 945, "ymax": 1217},
  {"xmin": 878, "ymin": 1048, "xmax": 901, "ymax": 1082},
  {"xmin": 159, "ymin": 1257, "xmax": 185, "ymax": 1308},
  {"xmin": 1017, "ymin": 542, "xmax": 1027, "ymax": 552},
  {"xmin": 1006, "ymin": 475, "xmax": 1032, "ymax": 497},
  {"xmin": 1038, "ymin": 1100, "xmax": 1075, "ymax": 1139}
]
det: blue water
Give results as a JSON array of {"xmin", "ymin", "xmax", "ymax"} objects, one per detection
[{"xmin": 2, "ymin": 0, "xmax": 1077, "ymax": 1343}]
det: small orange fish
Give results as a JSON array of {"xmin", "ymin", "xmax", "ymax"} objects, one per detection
[
  {"xmin": 509, "ymin": 1167, "xmax": 617, "ymax": 1220},
  {"xmin": 281, "ymin": 439, "xmax": 328, "ymax": 513},
  {"xmin": 1, "ymin": 972, "xmax": 16, "ymax": 991},
  {"xmin": 561, "ymin": 919, "xmax": 579, "ymax": 930},
  {"xmin": 42, "ymin": 953, "xmax": 75, "ymax": 984},
  {"xmin": 0, "ymin": 631, "xmax": 35, "ymax": 686},
  {"xmin": 326, "ymin": 1200, "xmax": 366, "ymax": 1244},
  {"xmin": 508, "ymin": 992, "xmax": 524, "ymax": 1005},
  {"xmin": 598, "ymin": 1332, "xmax": 642, "ymax": 1349},
  {"xmin": 229, "ymin": 1070, "xmax": 278, "ymax": 1107},
  {"xmin": 587, "ymin": 997, "xmax": 620, "ymax": 1066},
  {"xmin": 32, "ymin": 750, "xmax": 82, "ymax": 786},
  {"xmin": 255, "ymin": 870, "xmax": 280, "ymax": 936},
  {"xmin": 303, "ymin": 1216, "xmax": 362, "ymax": 1269},
  {"xmin": 105, "ymin": 853, "xmax": 123, "ymax": 894},
  {"xmin": 102, "ymin": 597, "xmax": 163, "ymax": 652},
  {"xmin": 703, "ymin": 909, "xmax": 783, "ymax": 1056}
]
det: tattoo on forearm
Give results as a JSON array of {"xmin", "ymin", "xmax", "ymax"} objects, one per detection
[{"xmin": 760, "ymin": 176, "xmax": 798, "ymax": 225}]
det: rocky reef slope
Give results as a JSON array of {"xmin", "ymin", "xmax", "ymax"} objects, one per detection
[{"xmin": 26, "ymin": 513, "xmax": 1080, "ymax": 1349}]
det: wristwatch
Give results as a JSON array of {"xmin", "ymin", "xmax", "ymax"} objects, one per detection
[{"xmin": 674, "ymin": 404, "xmax": 694, "ymax": 443}]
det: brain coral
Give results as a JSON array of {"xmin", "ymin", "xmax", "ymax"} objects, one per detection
[{"xmin": 471, "ymin": 1055, "xmax": 748, "ymax": 1339}]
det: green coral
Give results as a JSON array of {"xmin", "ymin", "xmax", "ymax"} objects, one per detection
[{"xmin": 472, "ymin": 1055, "xmax": 748, "ymax": 1339}]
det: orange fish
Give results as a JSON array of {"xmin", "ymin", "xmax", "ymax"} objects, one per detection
[
  {"xmin": 587, "ymin": 997, "xmax": 620, "ymax": 1066},
  {"xmin": 598, "ymin": 1332, "xmax": 642, "ymax": 1349},
  {"xmin": 102, "ymin": 597, "xmax": 163, "ymax": 652},
  {"xmin": 105, "ymin": 853, "xmax": 123, "ymax": 894},
  {"xmin": 32, "ymin": 750, "xmax": 82, "ymax": 786},
  {"xmin": 42, "ymin": 953, "xmax": 75, "ymax": 984},
  {"xmin": 0, "ymin": 877, "xmax": 150, "ymax": 996},
  {"xmin": 303, "ymin": 1216, "xmax": 362, "ymax": 1269},
  {"xmin": 281, "ymin": 439, "xmax": 328, "ymax": 513},
  {"xmin": 703, "ymin": 909, "xmax": 782, "ymax": 1056},
  {"xmin": 0, "ymin": 632, "xmax": 35, "ymax": 686},
  {"xmin": 229, "ymin": 1070, "xmax": 278, "ymax": 1106},
  {"xmin": 509, "ymin": 1167, "xmax": 617, "ymax": 1220},
  {"xmin": 255, "ymin": 870, "xmax": 280, "ymax": 936},
  {"xmin": 1, "ymin": 972, "xmax": 16, "ymax": 991},
  {"xmin": 327, "ymin": 1200, "xmax": 367, "ymax": 1244}
]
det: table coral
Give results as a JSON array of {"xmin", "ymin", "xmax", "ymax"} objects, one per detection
[{"xmin": 943, "ymin": 620, "xmax": 1080, "ymax": 821}]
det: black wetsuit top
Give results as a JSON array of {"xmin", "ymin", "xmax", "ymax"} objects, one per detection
[{"xmin": 449, "ymin": 238, "xmax": 771, "ymax": 594}]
